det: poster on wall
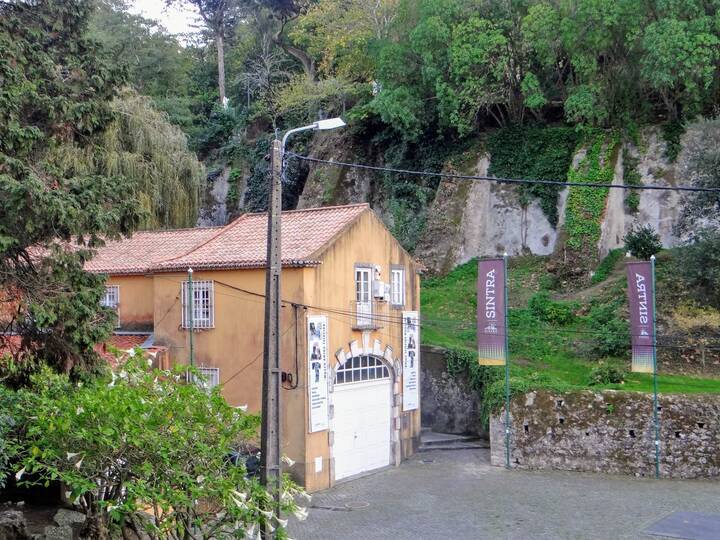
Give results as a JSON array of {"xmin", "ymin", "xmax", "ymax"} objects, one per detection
[
  {"xmin": 477, "ymin": 258, "xmax": 507, "ymax": 366},
  {"xmin": 626, "ymin": 261, "xmax": 656, "ymax": 373},
  {"xmin": 307, "ymin": 315, "xmax": 329, "ymax": 432},
  {"xmin": 402, "ymin": 311, "xmax": 420, "ymax": 411}
]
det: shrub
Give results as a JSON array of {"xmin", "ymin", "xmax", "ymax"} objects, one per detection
[
  {"xmin": 0, "ymin": 384, "xmax": 19, "ymax": 490},
  {"xmin": 13, "ymin": 356, "xmax": 304, "ymax": 539},
  {"xmin": 588, "ymin": 362, "xmax": 627, "ymax": 386},
  {"xmin": 591, "ymin": 249, "xmax": 623, "ymax": 284},
  {"xmin": 624, "ymin": 224, "xmax": 662, "ymax": 260},
  {"xmin": 586, "ymin": 300, "xmax": 630, "ymax": 358},
  {"xmin": 528, "ymin": 292, "xmax": 575, "ymax": 325}
]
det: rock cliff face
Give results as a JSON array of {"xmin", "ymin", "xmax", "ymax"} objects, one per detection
[
  {"xmin": 416, "ymin": 126, "xmax": 696, "ymax": 273},
  {"xmin": 197, "ymin": 125, "xmax": 707, "ymax": 274}
]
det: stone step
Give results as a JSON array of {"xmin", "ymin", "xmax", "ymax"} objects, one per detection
[
  {"xmin": 420, "ymin": 431, "xmax": 482, "ymax": 446},
  {"xmin": 418, "ymin": 441, "xmax": 489, "ymax": 452}
]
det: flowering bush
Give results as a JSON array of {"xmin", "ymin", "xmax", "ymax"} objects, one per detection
[{"xmin": 10, "ymin": 354, "xmax": 306, "ymax": 539}]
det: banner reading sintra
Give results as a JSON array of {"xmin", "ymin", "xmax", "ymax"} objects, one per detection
[
  {"xmin": 625, "ymin": 261, "xmax": 656, "ymax": 373},
  {"xmin": 477, "ymin": 258, "xmax": 507, "ymax": 366}
]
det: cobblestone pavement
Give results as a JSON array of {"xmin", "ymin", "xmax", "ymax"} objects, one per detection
[{"xmin": 288, "ymin": 449, "xmax": 720, "ymax": 540}]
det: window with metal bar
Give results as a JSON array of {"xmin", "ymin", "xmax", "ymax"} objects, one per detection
[
  {"xmin": 190, "ymin": 366, "xmax": 220, "ymax": 391},
  {"xmin": 101, "ymin": 285, "xmax": 120, "ymax": 328},
  {"xmin": 181, "ymin": 280, "xmax": 214, "ymax": 329}
]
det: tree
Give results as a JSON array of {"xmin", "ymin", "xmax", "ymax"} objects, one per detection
[
  {"xmin": 258, "ymin": 0, "xmax": 317, "ymax": 80},
  {"xmin": 624, "ymin": 225, "xmax": 662, "ymax": 260},
  {"xmin": 167, "ymin": 0, "xmax": 247, "ymax": 106},
  {"xmin": 0, "ymin": 0, "xmax": 142, "ymax": 375},
  {"xmin": 11, "ymin": 357, "xmax": 306, "ymax": 538},
  {"xmin": 50, "ymin": 91, "xmax": 206, "ymax": 229}
]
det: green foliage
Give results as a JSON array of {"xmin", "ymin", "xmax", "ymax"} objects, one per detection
[
  {"xmin": 528, "ymin": 292, "xmax": 576, "ymax": 325},
  {"xmin": 588, "ymin": 361, "xmax": 627, "ymax": 386},
  {"xmin": 226, "ymin": 168, "xmax": 243, "ymax": 210},
  {"xmin": 0, "ymin": 384, "xmax": 19, "ymax": 489},
  {"xmin": 564, "ymin": 134, "xmax": 618, "ymax": 251},
  {"xmin": 586, "ymin": 297, "xmax": 630, "ymax": 358},
  {"xmin": 591, "ymin": 249, "xmax": 623, "ymax": 284},
  {"xmin": 445, "ymin": 347, "xmax": 501, "ymax": 425},
  {"xmin": 0, "ymin": 0, "xmax": 142, "ymax": 374},
  {"xmin": 486, "ymin": 127, "xmax": 580, "ymax": 225},
  {"xmin": 9, "ymin": 357, "xmax": 304, "ymax": 538},
  {"xmin": 662, "ymin": 120, "xmax": 685, "ymax": 162},
  {"xmin": 51, "ymin": 92, "xmax": 205, "ymax": 229},
  {"xmin": 622, "ymin": 148, "xmax": 642, "ymax": 213},
  {"xmin": 678, "ymin": 229, "xmax": 720, "ymax": 309},
  {"xmin": 624, "ymin": 224, "xmax": 662, "ymax": 260}
]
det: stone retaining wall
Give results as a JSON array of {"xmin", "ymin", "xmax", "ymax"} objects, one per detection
[
  {"xmin": 490, "ymin": 390, "xmax": 720, "ymax": 478},
  {"xmin": 420, "ymin": 345, "xmax": 483, "ymax": 436}
]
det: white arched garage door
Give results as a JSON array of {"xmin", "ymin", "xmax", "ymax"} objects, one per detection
[{"xmin": 332, "ymin": 355, "xmax": 392, "ymax": 481}]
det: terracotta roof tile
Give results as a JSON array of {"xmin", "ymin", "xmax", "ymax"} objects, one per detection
[
  {"xmin": 84, "ymin": 204, "xmax": 369, "ymax": 275},
  {"xmin": 153, "ymin": 203, "xmax": 369, "ymax": 272},
  {"xmin": 84, "ymin": 227, "xmax": 222, "ymax": 275}
]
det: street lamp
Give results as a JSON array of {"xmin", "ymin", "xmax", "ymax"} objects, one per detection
[{"xmin": 260, "ymin": 117, "xmax": 345, "ymax": 536}]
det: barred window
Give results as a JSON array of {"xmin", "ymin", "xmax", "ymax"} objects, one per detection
[
  {"xmin": 190, "ymin": 366, "xmax": 220, "ymax": 391},
  {"xmin": 181, "ymin": 280, "xmax": 214, "ymax": 329},
  {"xmin": 101, "ymin": 285, "xmax": 120, "ymax": 328},
  {"xmin": 391, "ymin": 268, "xmax": 404, "ymax": 306}
]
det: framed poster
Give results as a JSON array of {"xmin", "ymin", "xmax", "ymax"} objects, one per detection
[
  {"xmin": 307, "ymin": 315, "xmax": 329, "ymax": 432},
  {"xmin": 402, "ymin": 311, "xmax": 419, "ymax": 411}
]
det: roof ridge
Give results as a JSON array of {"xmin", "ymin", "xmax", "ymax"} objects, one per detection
[
  {"xmin": 130, "ymin": 225, "xmax": 223, "ymax": 235},
  {"xmin": 150, "ymin": 214, "xmax": 250, "ymax": 269},
  {"xmin": 242, "ymin": 202, "xmax": 370, "ymax": 217}
]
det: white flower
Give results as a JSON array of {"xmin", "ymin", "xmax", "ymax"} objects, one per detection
[
  {"xmin": 76, "ymin": 407, "xmax": 84, "ymax": 415},
  {"xmin": 276, "ymin": 518, "xmax": 288, "ymax": 528},
  {"xmin": 231, "ymin": 490, "xmax": 247, "ymax": 502},
  {"xmin": 75, "ymin": 457, "xmax": 84, "ymax": 469},
  {"xmin": 66, "ymin": 452, "xmax": 80, "ymax": 460},
  {"xmin": 293, "ymin": 507, "xmax": 308, "ymax": 521},
  {"xmin": 15, "ymin": 467, "xmax": 25, "ymax": 480},
  {"xmin": 281, "ymin": 455, "xmax": 295, "ymax": 467},
  {"xmin": 236, "ymin": 404, "xmax": 248, "ymax": 412},
  {"xmin": 196, "ymin": 475, "xmax": 205, "ymax": 483}
]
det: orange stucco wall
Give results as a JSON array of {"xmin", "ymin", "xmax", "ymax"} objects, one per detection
[
  {"xmin": 105, "ymin": 275, "xmax": 154, "ymax": 330},
  {"xmin": 104, "ymin": 210, "xmax": 421, "ymax": 492},
  {"xmin": 300, "ymin": 210, "xmax": 422, "ymax": 491}
]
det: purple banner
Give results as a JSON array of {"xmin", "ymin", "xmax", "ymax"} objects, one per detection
[
  {"xmin": 626, "ymin": 261, "xmax": 656, "ymax": 373},
  {"xmin": 477, "ymin": 258, "xmax": 506, "ymax": 366}
]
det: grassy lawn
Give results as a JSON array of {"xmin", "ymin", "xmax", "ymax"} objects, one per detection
[{"xmin": 422, "ymin": 257, "xmax": 720, "ymax": 396}]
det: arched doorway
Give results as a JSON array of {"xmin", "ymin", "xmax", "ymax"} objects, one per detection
[{"xmin": 331, "ymin": 354, "xmax": 393, "ymax": 481}]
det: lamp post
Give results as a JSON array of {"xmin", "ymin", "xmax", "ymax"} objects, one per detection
[{"xmin": 260, "ymin": 118, "xmax": 346, "ymax": 536}]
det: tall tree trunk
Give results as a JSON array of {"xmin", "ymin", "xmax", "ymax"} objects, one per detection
[{"xmin": 216, "ymin": 32, "xmax": 226, "ymax": 106}]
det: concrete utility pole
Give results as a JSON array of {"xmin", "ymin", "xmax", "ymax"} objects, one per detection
[
  {"xmin": 260, "ymin": 118, "xmax": 345, "ymax": 538},
  {"xmin": 261, "ymin": 139, "xmax": 283, "ymax": 534}
]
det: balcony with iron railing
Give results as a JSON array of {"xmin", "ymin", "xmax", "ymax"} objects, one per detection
[{"xmin": 349, "ymin": 300, "xmax": 385, "ymax": 331}]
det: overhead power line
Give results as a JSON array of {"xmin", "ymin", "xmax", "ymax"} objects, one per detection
[{"xmin": 286, "ymin": 152, "xmax": 720, "ymax": 193}]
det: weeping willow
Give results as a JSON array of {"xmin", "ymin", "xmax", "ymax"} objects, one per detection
[{"xmin": 50, "ymin": 91, "xmax": 205, "ymax": 229}]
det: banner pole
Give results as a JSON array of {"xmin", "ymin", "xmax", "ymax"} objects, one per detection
[
  {"xmin": 650, "ymin": 255, "xmax": 660, "ymax": 479},
  {"xmin": 503, "ymin": 252, "xmax": 510, "ymax": 469}
]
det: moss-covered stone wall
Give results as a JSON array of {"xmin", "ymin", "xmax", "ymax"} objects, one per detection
[{"xmin": 490, "ymin": 390, "xmax": 720, "ymax": 478}]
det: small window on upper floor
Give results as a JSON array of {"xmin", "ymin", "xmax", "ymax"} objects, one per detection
[
  {"xmin": 391, "ymin": 267, "xmax": 405, "ymax": 307},
  {"xmin": 101, "ymin": 285, "xmax": 120, "ymax": 328},
  {"xmin": 181, "ymin": 280, "xmax": 214, "ymax": 329},
  {"xmin": 190, "ymin": 366, "xmax": 220, "ymax": 391}
]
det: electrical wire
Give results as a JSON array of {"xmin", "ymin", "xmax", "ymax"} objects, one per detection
[
  {"xmin": 151, "ymin": 275, "xmax": 720, "ymax": 352},
  {"xmin": 286, "ymin": 151, "xmax": 720, "ymax": 193}
]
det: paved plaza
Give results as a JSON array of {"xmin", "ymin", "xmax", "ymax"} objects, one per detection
[{"xmin": 289, "ymin": 448, "xmax": 720, "ymax": 540}]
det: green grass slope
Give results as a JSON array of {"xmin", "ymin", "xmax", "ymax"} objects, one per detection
[{"xmin": 421, "ymin": 254, "xmax": 720, "ymax": 397}]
